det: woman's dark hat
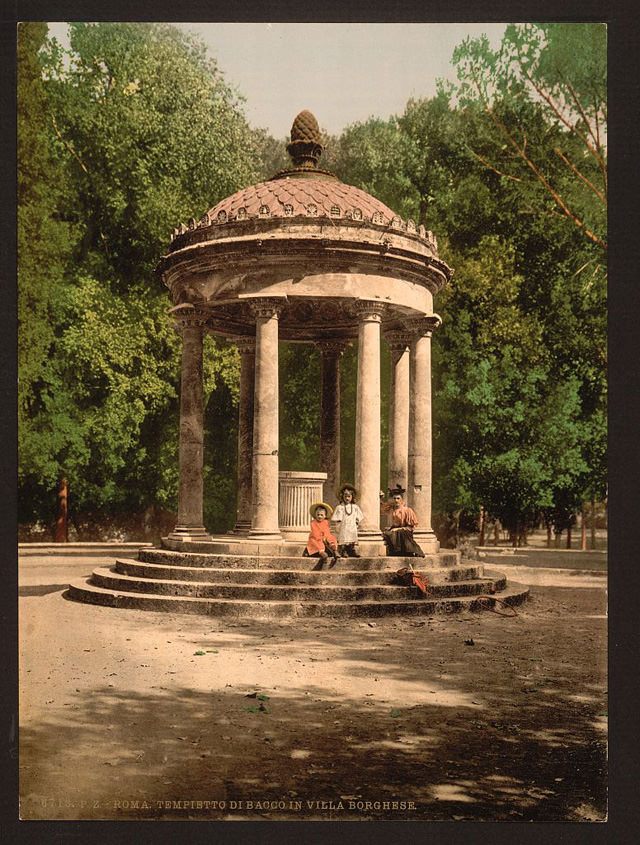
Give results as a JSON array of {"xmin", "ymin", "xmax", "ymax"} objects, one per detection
[
  {"xmin": 336, "ymin": 482, "xmax": 359, "ymax": 501},
  {"xmin": 388, "ymin": 485, "xmax": 406, "ymax": 497}
]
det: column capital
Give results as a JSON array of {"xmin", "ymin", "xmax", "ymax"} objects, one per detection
[
  {"xmin": 315, "ymin": 339, "xmax": 351, "ymax": 358},
  {"xmin": 355, "ymin": 299, "xmax": 387, "ymax": 323},
  {"xmin": 405, "ymin": 314, "xmax": 442, "ymax": 338},
  {"xmin": 233, "ymin": 336, "xmax": 256, "ymax": 354},
  {"xmin": 248, "ymin": 297, "xmax": 286, "ymax": 320},
  {"xmin": 169, "ymin": 303, "xmax": 209, "ymax": 331}
]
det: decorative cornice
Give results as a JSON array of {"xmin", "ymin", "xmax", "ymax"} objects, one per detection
[
  {"xmin": 315, "ymin": 339, "xmax": 351, "ymax": 357},
  {"xmin": 234, "ymin": 336, "xmax": 256, "ymax": 354},
  {"xmin": 384, "ymin": 330, "xmax": 413, "ymax": 351},
  {"xmin": 405, "ymin": 314, "xmax": 443, "ymax": 337},
  {"xmin": 248, "ymin": 298, "xmax": 286, "ymax": 320}
]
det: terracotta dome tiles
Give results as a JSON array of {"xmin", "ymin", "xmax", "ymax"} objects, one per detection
[
  {"xmin": 204, "ymin": 177, "xmax": 400, "ymax": 226},
  {"xmin": 164, "ymin": 176, "xmax": 444, "ymax": 251}
]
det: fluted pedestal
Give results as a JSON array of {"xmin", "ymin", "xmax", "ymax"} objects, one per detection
[{"xmin": 278, "ymin": 471, "xmax": 328, "ymax": 540}]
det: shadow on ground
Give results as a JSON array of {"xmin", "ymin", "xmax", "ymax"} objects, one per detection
[{"xmin": 20, "ymin": 586, "xmax": 607, "ymax": 822}]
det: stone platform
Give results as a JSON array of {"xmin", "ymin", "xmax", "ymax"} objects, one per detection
[{"xmin": 66, "ymin": 542, "xmax": 529, "ymax": 619}]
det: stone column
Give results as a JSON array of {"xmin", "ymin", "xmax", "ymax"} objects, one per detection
[
  {"xmin": 385, "ymin": 330, "xmax": 412, "ymax": 495},
  {"xmin": 168, "ymin": 305, "xmax": 211, "ymax": 542},
  {"xmin": 231, "ymin": 337, "xmax": 255, "ymax": 534},
  {"xmin": 249, "ymin": 298, "xmax": 284, "ymax": 540},
  {"xmin": 407, "ymin": 315, "xmax": 442, "ymax": 550},
  {"xmin": 316, "ymin": 340, "xmax": 349, "ymax": 505},
  {"xmin": 354, "ymin": 301, "xmax": 385, "ymax": 538}
]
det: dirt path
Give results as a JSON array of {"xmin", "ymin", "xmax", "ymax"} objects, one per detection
[{"xmin": 19, "ymin": 559, "xmax": 607, "ymax": 822}]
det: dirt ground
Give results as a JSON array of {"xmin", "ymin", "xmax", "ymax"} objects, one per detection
[{"xmin": 18, "ymin": 555, "xmax": 607, "ymax": 822}]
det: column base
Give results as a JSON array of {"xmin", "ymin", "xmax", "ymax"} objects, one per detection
[
  {"xmin": 412, "ymin": 530, "xmax": 440, "ymax": 554},
  {"xmin": 357, "ymin": 528, "xmax": 384, "ymax": 541},
  {"xmin": 228, "ymin": 521, "xmax": 252, "ymax": 536},
  {"xmin": 167, "ymin": 526, "xmax": 212, "ymax": 543},
  {"xmin": 248, "ymin": 529, "xmax": 283, "ymax": 541}
]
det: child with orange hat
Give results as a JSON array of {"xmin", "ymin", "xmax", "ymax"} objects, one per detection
[{"xmin": 304, "ymin": 502, "xmax": 340, "ymax": 570}]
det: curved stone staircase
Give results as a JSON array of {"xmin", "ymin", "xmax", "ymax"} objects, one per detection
[{"xmin": 66, "ymin": 546, "xmax": 529, "ymax": 619}]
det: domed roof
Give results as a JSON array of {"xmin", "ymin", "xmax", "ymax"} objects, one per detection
[
  {"xmin": 169, "ymin": 110, "xmax": 440, "ymax": 250},
  {"xmin": 206, "ymin": 176, "xmax": 398, "ymax": 226},
  {"xmin": 160, "ymin": 110, "xmax": 452, "ymax": 341}
]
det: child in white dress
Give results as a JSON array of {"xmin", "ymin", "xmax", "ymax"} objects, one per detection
[{"xmin": 332, "ymin": 483, "xmax": 364, "ymax": 558}]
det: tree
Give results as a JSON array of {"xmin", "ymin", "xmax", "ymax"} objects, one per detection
[
  {"xmin": 17, "ymin": 23, "xmax": 75, "ymax": 492},
  {"xmin": 453, "ymin": 23, "xmax": 606, "ymax": 252},
  {"xmin": 19, "ymin": 23, "xmax": 258, "ymax": 531}
]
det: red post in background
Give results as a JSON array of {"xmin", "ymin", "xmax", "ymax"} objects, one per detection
[{"xmin": 54, "ymin": 477, "xmax": 68, "ymax": 543}]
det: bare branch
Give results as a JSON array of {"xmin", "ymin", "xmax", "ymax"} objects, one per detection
[
  {"xmin": 520, "ymin": 63, "xmax": 604, "ymax": 168},
  {"xmin": 554, "ymin": 148, "xmax": 606, "ymax": 203},
  {"xmin": 469, "ymin": 149, "xmax": 524, "ymax": 182},
  {"xmin": 594, "ymin": 340, "xmax": 607, "ymax": 367},
  {"xmin": 481, "ymin": 96, "xmax": 607, "ymax": 249},
  {"xmin": 51, "ymin": 115, "xmax": 88, "ymax": 174}
]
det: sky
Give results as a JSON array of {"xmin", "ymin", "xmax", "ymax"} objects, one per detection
[{"xmin": 45, "ymin": 22, "xmax": 507, "ymax": 137}]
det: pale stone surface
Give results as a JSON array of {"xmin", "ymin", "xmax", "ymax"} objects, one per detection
[
  {"xmin": 249, "ymin": 300, "xmax": 284, "ymax": 539},
  {"xmin": 355, "ymin": 302, "xmax": 384, "ymax": 537},
  {"xmin": 385, "ymin": 331, "xmax": 412, "ymax": 495},
  {"xmin": 232, "ymin": 337, "xmax": 255, "ymax": 533},
  {"xmin": 168, "ymin": 309, "xmax": 210, "ymax": 542},
  {"xmin": 158, "ymin": 152, "xmax": 452, "ymax": 550},
  {"xmin": 407, "ymin": 317, "xmax": 441, "ymax": 553},
  {"xmin": 278, "ymin": 471, "xmax": 327, "ymax": 540}
]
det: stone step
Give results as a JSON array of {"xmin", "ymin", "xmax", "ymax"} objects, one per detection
[
  {"xmin": 115, "ymin": 558, "xmax": 485, "ymax": 584},
  {"xmin": 89, "ymin": 566, "xmax": 506, "ymax": 601},
  {"xmin": 138, "ymin": 548, "xmax": 461, "ymax": 570},
  {"xmin": 66, "ymin": 579, "xmax": 528, "ymax": 618}
]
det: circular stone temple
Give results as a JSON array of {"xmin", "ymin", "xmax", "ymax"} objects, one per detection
[
  {"xmin": 159, "ymin": 110, "xmax": 451, "ymax": 554},
  {"xmin": 68, "ymin": 111, "xmax": 529, "ymax": 617}
]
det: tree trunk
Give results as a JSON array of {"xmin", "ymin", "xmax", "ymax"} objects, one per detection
[
  {"xmin": 494, "ymin": 521, "xmax": 500, "ymax": 545},
  {"xmin": 546, "ymin": 523, "xmax": 552, "ymax": 549},
  {"xmin": 581, "ymin": 503, "xmax": 587, "ymax": 551},
  {"xmin": 478, "ymin": 507, "xmax": 485, "ymax": 546},
  {"xmin": 566, "ymin": 523, "xmax": 572, "ymax": 549},
  {"xmin": 590, "ymin": 497, "xmax": 597, "ymax": 550},
  {"xmin": 54, "ymin": 477, "xmax": 68, "ymax": 543}
]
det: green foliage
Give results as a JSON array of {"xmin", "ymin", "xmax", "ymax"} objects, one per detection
[
  {"xmin": 17, "ymin": 23, "xmax": 77, "ymax": 472},
  {"xmin": 18, "ymin": 22, "xmax": 607, "ymax": 542},
  {"xmin": 19, "ymin": 22, "xmax": 254, "ymax": 531},
  {"xmin": 453, "ymin": 23, "xmax": 606, "ymax": 251},
  {"xmin": 279, "ymin": 343, "xmax": 321, "ymax": 472},
  {"xmin": 43, "ymin": 22, "xmax": 261, "ymax": 285}
]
